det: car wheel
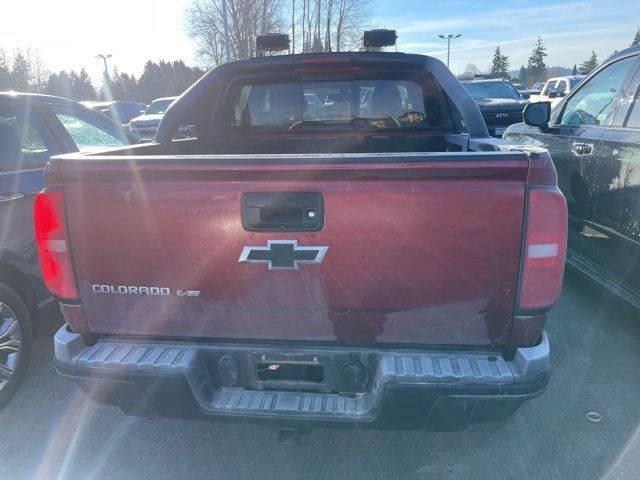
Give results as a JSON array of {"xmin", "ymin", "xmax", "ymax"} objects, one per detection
[{"xmin": 0, "ymin": 282, "xmax": 32, "ymax": 409}]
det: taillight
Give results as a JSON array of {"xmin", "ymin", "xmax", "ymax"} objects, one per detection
[
  {"xmin": 518, "ymin": 187, "xmax": 568, "ymax": 310},
  {"xmin": 34, "ymin": 190, "xmax": 79, "ymax": 301}
]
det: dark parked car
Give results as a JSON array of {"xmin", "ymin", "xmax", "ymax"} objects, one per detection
[
  {"xmin": 504, "ymin": 45, "xmax": 640, "ymax": 308},
  {"xmin": 83, "ymin": 101, "xmax": 146, "ymax": 127},
  {"xmin": 461, "ymin": 78, "xmax": 529, "ymax": 137},
  {"xmin": 0, "ymin": 92, "xmax": 136, "ymax": 407}
]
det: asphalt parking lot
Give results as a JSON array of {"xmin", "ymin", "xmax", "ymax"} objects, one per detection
[{"xmin": 1, "ymin": 268, "xmax": 639, "ymax": 480}]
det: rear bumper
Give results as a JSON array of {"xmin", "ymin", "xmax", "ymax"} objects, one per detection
[{"xmin": 54, "ymin": 326, "xmax": 549, "ymax": 431}]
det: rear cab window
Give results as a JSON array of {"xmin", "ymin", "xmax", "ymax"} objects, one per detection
[
  {"xmin": 222, "ymin": 73, "xmax": 446, "ymax": 133},
  {"xmin": 556, "ymin": 80, "xmax": 568, "ymax": 94},
  {"xmin": 541, "ymin": 80, "xmax": 556, "ymax": 96}
]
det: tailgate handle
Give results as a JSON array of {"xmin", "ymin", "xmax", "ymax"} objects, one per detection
[{"xmin": 242, "ymin": 192, "xmax": 323, "ymax": 231}]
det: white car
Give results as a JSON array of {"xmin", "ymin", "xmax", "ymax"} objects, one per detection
[
  {"xmin": 128, "ymin": 96, "xmax": 178, "ymax": 141},
  {"xmin": 529, "ymin": 76, "xmax": 584, "ymax": 107}
]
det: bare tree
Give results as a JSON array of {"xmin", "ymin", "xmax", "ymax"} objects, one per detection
[
  {"xmin": 324, "ymin": 0, "xmax": 333, "ymax": 51},
  {"xmin": 334, "ymin": 0, "xmax": 370, "ymax": 52},
  {"xmin": 26, "ymin": 48, "xmax": 49, "ymax": 93},
  {"xmin": 463, "ymin": 63, "xmax": 482, "ymax": 77},
  {"xmin": 186, "ymin": 0, "xmax": 372, "ymax": 62},
  {"xmin": 302, "ymin": 0, "xmax": 371, "ymax": 53},
  {"xmin": 291, "ymin": 0, "xmax": 296, "ymax": 52},
  {"xmin": 314, "ymin": 0, "xmax": 322, "ymax": 51},
  {"xmin": 186, "ymin": 0, "xmax": 285, "ymax": 66}
]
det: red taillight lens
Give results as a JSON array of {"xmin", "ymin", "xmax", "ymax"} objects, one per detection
[
  {"xmin": 518, "ymin": 187, "xmax": 568, "ymax": 310},
  {"xmin": 34, "ymin": 190, "xmax": 78, "ymax": 301}
]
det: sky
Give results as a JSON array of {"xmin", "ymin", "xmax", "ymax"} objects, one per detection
[
  {"xmin": 380, "ymin": 0, "xmax": 640, "ymax": 74},
  {"xmin": 1, "ymin": 0, "xmax": 196, "ymax": 84},
  {"xmin": 1, "ymin": 0, "xmax": 639, "ymax": 85}
]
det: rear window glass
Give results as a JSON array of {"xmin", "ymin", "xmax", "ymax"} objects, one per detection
[
  {"xmin": 146, "ymin": 99, "xmax": 174, "ymax": 115},
  {"xmin": 570, "ymin": 77, "xmax": 583, "ymax": 88},
  {"xmin": 463, "ymin": 82, "xmax": 520, "ymax": 99},
  {"xmin": 225, "ymin": 77, "xmax": 443, "ymax": 132},
  {"xmin": 0, "ymin": 105, "xmax": 50, "ymax": 171}
]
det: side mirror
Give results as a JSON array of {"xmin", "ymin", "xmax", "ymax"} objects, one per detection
[
  {"xmin": 523, "ymin": 102, "xmax": 551, "ymax": 131},
  {"xmin": 520, "ymin": 91, "xmax": 531, "ymax": 99},
  {"xmin": 548, "ymin": 91, "xmax": 558, "ymax": 99}
]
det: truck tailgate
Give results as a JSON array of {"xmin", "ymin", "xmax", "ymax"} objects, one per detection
[{"xmin": 60, "ymin": 153, "xmax": 528, "ymax": 347}]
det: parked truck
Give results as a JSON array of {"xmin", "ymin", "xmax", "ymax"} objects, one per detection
[{"xmin": 39, "ymin": 46, "xmax": 567, "ymax": 434}]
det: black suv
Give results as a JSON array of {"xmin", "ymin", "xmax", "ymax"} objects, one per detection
[
  {"xmin": 504, "ymin": 45, "xmax": 640, "ymax": 308},
  {"xmin": 461, "ymin": 78, "xmax": 530, "ymax": 137}
]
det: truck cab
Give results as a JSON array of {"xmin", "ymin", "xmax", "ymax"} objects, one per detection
[{"xmin": 533, "ymin": 75, "xmax": 584, "ymax": 107}]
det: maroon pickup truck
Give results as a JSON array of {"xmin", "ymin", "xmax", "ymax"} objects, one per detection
[{"xmin": 39, "ymin": 50, "xmax": 566, "ymax": 433}]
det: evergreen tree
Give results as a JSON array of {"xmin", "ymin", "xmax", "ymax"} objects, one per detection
[
  {"xmin": 46, "ymin": 72, "xmax": 59, "ymax": 96},
  {"xmin": 106, "ymin": 67, "xmax": 125, "ymax": 100},
  {"xmin": 11, "ymin": 50, "xmax": 32, "ymax": 92},
  {"xmin": 135, "ymin": 60, "xmax": 205, "ymax": 102},
  {"xmin": 578, "ymin": 51, "xmax": 598, "ymax": 75},
  {"xmin": 109, "ymin": 70, "xmax": 138, "ymax": 101},
  {"xmin": 73, "ymin": 69, "xmax": 96, "ymax": 100},
  {"xmin": 490, "ymin": 46, "xmax": 510, "ymax": 79},
  {"xmin": 632, "ymin": 27, "xmax": 640, "ymax": 47},
  {"xmin": 68, "ymin": 70, "xmax": 80, "ymax": 97},
  {"xmin": 518, "ymin": 65, "xmax": 528, "ymax": 85},
  {"xmin": 526, "ymin": 37, "xmax": 548, "ymax": 84},
  {"xmin": 46, "ymin": 71, "xmax": 73, "ymax": 98},
  {"xmin": 0, "ymin": 49, "xmax": 11, "ymax": 90},
  {"xmin": 572, "ymin": 64, "xmax": 578, "ymax": 75}
]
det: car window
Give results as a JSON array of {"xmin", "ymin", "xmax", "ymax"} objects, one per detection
[
  {"xmin": 0, "ymin": 105, "xmax": 50, "ymax": 171},
  {"xmin": 463, "ymin": 82, "xmax": 520, "ymax": 99},
  {"xmin": 556, "ymin": 80, "xmax": 568, "ymax": 94},
  {"xmin": 541, "ymin": 80, "xmax": 556, "ymax": 96},
  {"xmin": 226, "ymin": 77, "xmax": 443, "ymax": 132},
  {"xmin": 51, "ymin": 106, "xmax": 128, "ymax": 151},
  {"xmin": 560, "ymin": 56, "xmax": 637, "ymax": 126},
  {"xmin": 146, "ymin": 99, "xmax": 174, "ymax": 115},
  {"xmin": 569, "ymin": 77, "xmax": 583, "ymax": 88}
]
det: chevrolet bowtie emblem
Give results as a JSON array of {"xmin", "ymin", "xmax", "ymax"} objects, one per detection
[{"xmin": 238, "ymin": 240, "xmax": 328, "ymax": 270}]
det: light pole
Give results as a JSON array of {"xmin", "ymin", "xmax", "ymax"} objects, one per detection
[
  {"xmin": 438, "ymin": 34, "xmax": 461, "ymax": 69},
  {"xmin": 95, "ymin": 53, "xmax": 112, "ymax": 78},
  {"xmin": 221, "ymin": 0, "xmax": 231, "ymax": 62}
]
